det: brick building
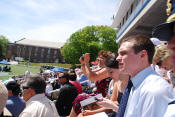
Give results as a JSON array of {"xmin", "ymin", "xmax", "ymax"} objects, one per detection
[{"xmin": 6, "ymin": 38, "xmax": 65, "ymax": 63}]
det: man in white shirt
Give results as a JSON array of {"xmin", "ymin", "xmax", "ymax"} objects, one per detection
[
  {"xmin": 116, "ymin": 35, "xmax": 174, "ymax": 117},
  {"xmin": 19, "ymin": 75, "xmax": 58, "ymax": 117},
  {"xmin": 152, "ymin": 1, "xmax": 175, "ymax": 116}
]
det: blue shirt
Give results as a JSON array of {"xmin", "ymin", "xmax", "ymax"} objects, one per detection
[
  {"xmin": 78, "ymin": 74, "xmax": 88, "ymax": 86},
  {"xmin": 124, "ymin": 66, "xmax": 175, "ymax": 117},
  {"xmin": 6, "ymin": 96, "xmax": 25, "ymax": 117}
]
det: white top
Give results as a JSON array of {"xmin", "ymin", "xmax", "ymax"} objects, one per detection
[
  {"xmin": 124, "ymin": 66, "xmax": 175, "ymax": 117},
  {"xmin": 19, "ymin": 94, "xmax": 58, "ymax": 117},
  {"xmin": 108, "ymin": 80, "xmax": 114, "ymax": 97},
  {"xmin": 164, "ymin": 104, "xmax": 175, "ymax": 117},
  {"xmin": 45, "ymin": 83, "xmax": 53, "ymax": 97}
]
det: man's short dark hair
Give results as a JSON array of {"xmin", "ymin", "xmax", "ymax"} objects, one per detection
[
  {"xmin": 119, "ymin": 35, "xmax": 155, "ymax": 64},
  {"xmin": 6, "ymin": 81, "xmax": 20, "ymax": 96},
  {"xmin": 26, "ymin": 75, "xmax": 46, "ymax": 94},
  {"xmin": 60, "ymin": 72, "xmax": 69, "ymax": 81},
  {"xmin": 68, "ymin": 73, "xmax": 77, "ymax": 81}
]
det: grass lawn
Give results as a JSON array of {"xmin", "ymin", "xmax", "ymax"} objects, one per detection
[
  {"xmin": 0, "ymin": 64, "xmax": 40, "ymax": 80},
  {"xmin": 0, "ymin": 63, "xmax": 78, "ymax": 80}
]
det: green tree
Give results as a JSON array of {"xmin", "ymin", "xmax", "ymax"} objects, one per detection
[
  {"xmin": 0, "ymin": 35, "xmax": 9, "ymax": 59},
  {"xmin": 61, "ymin": 25, "xmax": 118, "ymax": 64}
]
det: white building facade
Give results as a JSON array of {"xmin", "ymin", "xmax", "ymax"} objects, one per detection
[{"xmin": 112, "ymin": 0, "xmax": 167, "ymax": 41}]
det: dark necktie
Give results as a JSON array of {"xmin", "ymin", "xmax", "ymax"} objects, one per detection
[{"xmin": 116, "ymin": 79, "xmax": 133, "ymax": 117}]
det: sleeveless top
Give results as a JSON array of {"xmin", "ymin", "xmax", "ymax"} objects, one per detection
[{"xmin": 95, "ymin": 77, "xmax": 112, "ymax": 97}]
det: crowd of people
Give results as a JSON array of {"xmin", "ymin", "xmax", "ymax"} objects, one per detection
[
  {"xmin": 0, "ymin": 65, "xmax": 11, "ymax": 72},
  {"xmin": 0, "ymin": 0, "xmax": 175, "ymax": 117}
]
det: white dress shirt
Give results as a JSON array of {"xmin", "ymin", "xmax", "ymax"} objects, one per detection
[
  {"xmin": 164, "ymin": 104, "xmax": 175, "ymax": 117},
  {"xmin": 124, "ymin": 66, "xmax": 175, "ymax": 117},
  {"xmin": 19, "ymin": 93, "xmax": 58, "ymax": 117}
]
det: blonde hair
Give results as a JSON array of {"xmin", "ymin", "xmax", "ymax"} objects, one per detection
[{"xmin": 153, "ymin": 45, "xmax": 172, "ymax": 65}]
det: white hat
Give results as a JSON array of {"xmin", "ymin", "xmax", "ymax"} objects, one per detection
[
  {"xmin": 150, "ymin": 38, "xmax": 161, "ymax": 46},
  {"xmin": 43, "ymin": 70, "xmax": 51, "ymax": 74}
]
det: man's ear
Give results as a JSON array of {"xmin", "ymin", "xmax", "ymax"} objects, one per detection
[
  {"xmin": 140, "ymin": 50, "xmax": 147, "ymax": 58},
  {"xmin": 29, "ymin": 88, "xmax": 36, "ymax": 96},
  {"xmin": 141, "ymin": 54, "xmax": 144, "ymax": 58},
  {"xmin": 8, "ymin": 90, "xmax": 13, "ymax": 97}
]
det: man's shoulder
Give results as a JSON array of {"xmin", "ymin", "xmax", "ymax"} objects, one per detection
[
  {"xmin": 62, "ymin": 82, "xmax": 76, "ymax": 88},
  {"xmin": 141, "ymin": 74, "xmax": 173, "ymax": 96},
  {"xmin": 145, "ymin": 73, "xmax": 169, "ymax": 86},
  {"xmin": 24, "ymin": 99, "xmax": 46, "ymax": 112},
  {"xmin": 6, "ymin": 98, "xmax": 14, "ymax": 105},
  {"xmin": 6, "ymin": 96, "xmax": 21, "ymax": 104}
]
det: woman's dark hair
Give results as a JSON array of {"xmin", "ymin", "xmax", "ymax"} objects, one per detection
[
  {"xmin": 104, "ymin": 55, "xmax": 118, "ymax": 69},
  {"xmin": 26, "ymin": 75, "xmax": 46, "ymax": 94}
]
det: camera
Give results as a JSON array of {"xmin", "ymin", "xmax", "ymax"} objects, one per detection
[
  {"xmin": 80, "ymin": 56, "xmax": 84, "ymax": 60},
  {"xmin": 94, "ymin": 97, "xmax": 101, "ymax": 102}
]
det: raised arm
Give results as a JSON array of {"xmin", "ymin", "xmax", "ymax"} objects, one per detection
[{"xmin": 80, "ymin": 53, "xmax": 109, "ymax": 82}]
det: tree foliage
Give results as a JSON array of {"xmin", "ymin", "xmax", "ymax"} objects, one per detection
[
  {"xmin": 61, "ymin": 25, "xmax": 118, "ymax": 64},
  {"xmin": 0, "ymin": 35, "xmax": 9, "ymax": 59}
]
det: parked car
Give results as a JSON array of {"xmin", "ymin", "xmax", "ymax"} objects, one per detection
[{"xmin": 40, "ymin": 65, "xmax": 55, "ymax": 70}]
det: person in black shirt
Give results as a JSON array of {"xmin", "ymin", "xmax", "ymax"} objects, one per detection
[{"xmin": 55, "ymin": 72, "xmax": 78, "ymax": 116}]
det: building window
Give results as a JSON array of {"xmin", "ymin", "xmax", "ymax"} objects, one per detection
[
  {"xmin": 122, "ymin": 17, "xmax": 124, "ymax": 26},
  {"xmin": 41, "ymin": 54, "xmax": 44, "ymax": 58},
  {"xmin": 55, "ymin": 59, "xmax": 59, "ymax": 63},
  {"xmin": 54, "ymin": 50, "xmax": 57, "ymax": 55},
  {"xmin": 41, "ymin": 48, "xmax": 45, "ymax": 58},
  {"xmin": 41, "ymin": 48, "xmax": 45, "ymax": 53},
  {"xmin": 47, "ymin": 55, "xmax": 50, "ymax": 59},
  {"xmin": 126, "ymin": 11, "xmax": 128, "ymax": 21},
  {"xmin": 48, "ymin": 49, "xmax": 50, "ymax": 54},
  {"xmin": 33, "ymin": 59, "xmax": 37, "ymax": 62},
  {"xmin": 17, "ymin": 46, "xmax": 21, "ymax": 57},
  {"xmin": 8, "ymin": 50, "xmax": 11, "ymax": 55},
  {"xmin": 23, "ymin": 46, "xmax": 26, "ymax": 57},
  {"xmin": 130, "ymin": 3, "xmax": 133, "ymax": 14},
  {"xmin": 34, "ymin": 47, "xmax": 38, "ymax": 56}
]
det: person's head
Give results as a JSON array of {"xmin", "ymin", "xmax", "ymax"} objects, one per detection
[
  {"xmin": 153, "ymin": 45, "xmax": 173, "ymax": 70},
  {"xmin": 58, "ymin": 72, "xmax": 69, "ymax": 85},
  {"xmin": 117, "ymin": 35, "xmax": 155, "ymax": 77},
  {"xmin": 104, "ymin": 55, "xmax": 119, "ymax": 81},
  {"xmin": 0, "ymin": 81, "xmax": 8, "ymax": 115},
  {"xmin": 69, "ymin": 73, "xmax": 77, "ymax": 81},
  {"xmin": 97, "ymin": 50, "xmax": 112, "ymax": 67},
  {"xmin": 68, "ymin": 69, "xmax": 75, "ymax": 74},
  {"xmin": 22, "ymin": 75, "xmax": 46, "ymax": 101},
  {"xmin": 152, "ymin": 0, "xmax": 175, "ymax": 66},
  {"xmin": 6, "ymin": 81, "xmax": 21, "ymax": 97}
]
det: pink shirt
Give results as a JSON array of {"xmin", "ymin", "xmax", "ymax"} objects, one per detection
[{"xmin": 69, "ymin": 81, "xmax": 83, "ymax": 94}]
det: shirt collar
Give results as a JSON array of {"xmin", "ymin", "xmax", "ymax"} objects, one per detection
[
  {"xmin": 131, "ymin": 66, "xmax": 153, "ymax": 88},
  {"xmin": 26, "ymin": 93, "xmax": 45, "ymax": 106}
]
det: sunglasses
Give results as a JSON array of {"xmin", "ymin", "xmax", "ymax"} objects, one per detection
[
  {"xmin": 22, "ymin": 86, "xmax": 31, "ymax": 90},
  {"xmin": 58, "ymin": 76, "xmax": 65, "ymax": 79}
]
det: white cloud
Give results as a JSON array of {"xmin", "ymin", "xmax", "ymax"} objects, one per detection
[
  {"xmin": 18, "ymin": 20, "xmax": 87, "ymax": 42},
  {"xmin": 0, "ymin": 0, "xmax": 120, "ymax": 42}
]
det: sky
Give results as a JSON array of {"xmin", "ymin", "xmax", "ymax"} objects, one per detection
[{"xmin": 0, "ymin": 0, "xmax": 120, "ymax": 43}]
